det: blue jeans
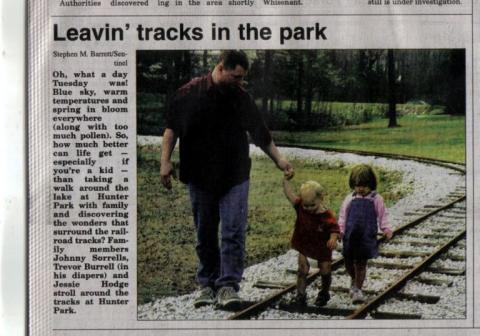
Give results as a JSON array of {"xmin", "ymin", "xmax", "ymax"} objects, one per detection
[{"xmin": 188, "ymin": 180, "xmax": 249, "ymax": 291}]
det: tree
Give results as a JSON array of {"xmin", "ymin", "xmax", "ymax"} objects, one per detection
[
  {"xmin": 445, "ymin": 49, "xmax": 466, "ymax": 115},
  {"xmin": 387, "ymin": 49, "xmax": 399, "ymax": 128},
  {"xmin": 261, "ymin": 50, "xmax": 274, "ymax": 122},
  {"xmin": 294, "ymin": 52, "xmax": 305, "ymax": 126}
]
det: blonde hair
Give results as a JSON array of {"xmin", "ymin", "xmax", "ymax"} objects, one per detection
[{"xmin": 299, "ymin": 180, "xmax": 325, "ymax": 199}]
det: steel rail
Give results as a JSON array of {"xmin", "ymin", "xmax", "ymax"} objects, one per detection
[
  {"xmin": 347, "ymin": 229, "xmax": 466, "ymax": 319},
  {"xmin": 276, "ymin": 143, "xmax": 466, "ymax": 173},
  {"xmin": 228, "ymin": 258, "xmax": 343, "ymax": 320},
  {"xmin": 228, "ymin": 149, "xmax": 465, "ymax": 320},
  {"xmin": 378, "ymin": 195, "xmax": 465, "ymax": 242},
  {"xmin": 229, "ymin": 195, "xmax": 466, "ymax": 320}
]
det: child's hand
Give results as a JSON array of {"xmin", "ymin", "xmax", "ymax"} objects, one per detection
[
  {"xmin": 384, "ymin": 231, "xmax": 393, "ymax": 241},
  {"xmin": 327, "ymin": 237, "xmax": 337, "ymax": 250}
]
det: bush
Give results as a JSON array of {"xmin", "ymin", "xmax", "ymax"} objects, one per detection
[
  {"xmin": 137, "ymin": 93, "xmax": 447, "ymax": 134},
  {"xmin": 137, "ymin": 93, "xmax": 165, "ymax": 135},
  {"xmin": 265, "ymin": 101, "xmax": 386, "ymax": 130},
  {"xmin": 263, "ymin": 100, "xmax": 447, "ymax": 130}
]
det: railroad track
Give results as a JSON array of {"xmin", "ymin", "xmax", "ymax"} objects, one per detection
[
  {"xmin": 137, "ymin": 147, "xmax": 466, "ymax": 321},
  {"xmin": 275, "ymin": 144, "xmax": 466, "ymax": 174},
  {"xmin": 229, "ymin": 193, "xmax": 465, "ymax": 320},
  {"xmin": 227, "ymin": 152, "xmax": 466, "ymax": 320}
]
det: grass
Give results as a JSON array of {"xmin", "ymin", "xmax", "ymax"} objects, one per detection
[
  {"xmin": 272, "ymin": 115, "xmax": 465, "ymax": 163},
  {"xmin": 137, "ymin": 145, "xmax": 407, "ymax": 304},
  {"xmin": 137, "ymin": 113, "xmax": 464, "ymax": 304}
]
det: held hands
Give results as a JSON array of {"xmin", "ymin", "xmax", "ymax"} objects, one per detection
[
  {"xmin": 277, "ymin": 157, "xmax": 294, "ymax": 180},
  {"xmin": 284, "ymin": 170, "xmax": 294, "ymax": 181}
]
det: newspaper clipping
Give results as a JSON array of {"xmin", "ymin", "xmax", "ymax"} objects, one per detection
[{"xmin": 28, "ymin": 0, "xmax": 479, "ymax": 335}]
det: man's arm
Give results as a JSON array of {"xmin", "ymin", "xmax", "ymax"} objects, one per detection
[
  {"xmin": 160, "ymin": 128, "xmax": 178, "ymax": 189},
  {"xmin": 260, "ymin": 141, "xmax": 294, "ymax": 179}
]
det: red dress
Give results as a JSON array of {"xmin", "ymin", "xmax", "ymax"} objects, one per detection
[{"xmin": 291, "ymin": 199, "xmax": 340, "ymax": 261}]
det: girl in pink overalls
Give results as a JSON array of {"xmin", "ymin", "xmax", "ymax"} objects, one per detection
[{"xmin": 338, "ymin": 164, "xmax": 393, "ymax": 304}]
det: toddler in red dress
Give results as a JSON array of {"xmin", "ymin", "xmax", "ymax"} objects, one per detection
[{"xmin": 283, "ymin": 176, "xmax": 340, "ymax": 306}]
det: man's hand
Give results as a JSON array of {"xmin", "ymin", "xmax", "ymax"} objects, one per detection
[
  {"xmin": 284, "ymin": 168, "xmax": 294, "ymax": 181},
  {"xmin": 160, "ymin": 128, "xmax": 178, "ymax": 190},
  {"xmin": 277, "ymin": 157, "xmax": 294, "ymax": 180},
  {"xmin": 160, "ymin": 160, "xmax": 174, "ymax": 190}
]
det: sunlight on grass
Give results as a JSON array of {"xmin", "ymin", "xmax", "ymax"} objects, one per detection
[
  {"xmin": 273, "ymin": 115, "xmax": 465, "ymax": 163},
  {"xmin": 137, "ymin": 146, "xmax": 406, "ymax": 304}
]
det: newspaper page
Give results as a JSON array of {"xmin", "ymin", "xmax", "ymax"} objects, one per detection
[{"xmin": 28, "ymin": 0, "xmax": 479, "ymax": 335}]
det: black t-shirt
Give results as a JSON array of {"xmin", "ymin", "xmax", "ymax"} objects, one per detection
[{"xmin": 165, "ymin": 73, "xmax": 272, "ymax": 194}]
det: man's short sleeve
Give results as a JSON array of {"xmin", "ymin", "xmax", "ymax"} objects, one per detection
[
  {"xmin": 164, "ymin": 94, "xmax": 178, "ymax": 132},
  {"xmin": 241, "ymin": 92, "xmax": 272, "ymax": 147}
]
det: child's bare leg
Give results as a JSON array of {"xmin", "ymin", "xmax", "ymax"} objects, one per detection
[
  {"xmin": 354, "ymin": 259, "xmax": 367, "ymax": 290},
  {"xmin": 344, "ymin": 258, "xmax": 355, "ymax": 287},
  {"xmin": 315, "ymin": 261, "xmax": 332, "ymax": 306},
  {"xmin": 318, "ymin": 261, "xmax": 332, "ymax": 293},
  {"xmin": 297, "ymin": 254, "xmax": 310, "ymax": 297}
]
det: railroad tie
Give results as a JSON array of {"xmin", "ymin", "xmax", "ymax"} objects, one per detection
[
  {"xmin": 403, "ymin": 211, "xmax": 429, "ymax": 217},
  {"xmin": 254, "ymin": 280, "xmax": 294, "ymax": 289},
  {"xmin": 367, "ymin": 261, "xmax": 413, "ymax": 270},
  {"xmin": 285, "ymin": 268, "xmax": 318, "ymax": 275},
  {"xmin": 443, "ymin": 253, "xmax": 465, "ymax": 262},
  {"xmin": 385, "ymin": 240, "xmax": 440, "ymax": 247},
  {"xmin": 330, "ymin": 286, "xmax": 440, "ymax": 304},
  {"xmin": 423, "ymin": 204, "xmax": 444, "ymax": 209},
  {"xmin": 371, "ymin": 311, "xmax": 422, "ymax": 319},
  {"xmin": 395, "ymin": 292, "xmax": 440, "ymax": 304},
  {"xmin": 414, "ymin": 276, "xmax": 453, "ymax": 287},
  {"xmin": 277, "ymin": 302, "xmax": 355, "ymax": 317},
  {"xmin": 406, "ymin": 232, "xmax": 454, "ymax": 239},
  {"xmin": 379, "ymin": 250, "xmax": 432, "ymax": 258},
  {"xmin": 446, "ymin": 208, "xmax": 467, "ymax": 214},
  {"xmin": 430, "ymin": 227, "xmax": 463, "ymax": 234},
  {"xmin": 437, "ymin": 214, "xmax": 466, "ymax": 219},
  {"xmin": 426, "ymin": 266, "xmax": 465, "ymax": 276}
]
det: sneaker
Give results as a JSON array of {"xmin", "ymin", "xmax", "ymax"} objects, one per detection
[
  {"xmin": 352, "ymin": 288, "xmax": 365, "ymax": 304},
  {"xmin": 194, "ymin": 287, "xmax": 216, "ymax": 308},
  {"xmin": 216, "ymin": 286, "xmax": 241, "ymax": 310},
  {"xmin": 315, "ymin": 291, "xmax": 330, "ymax": 307},
  {"xmin": 291, "ymin": 293, "xmax": 307, "ymax": 306}
]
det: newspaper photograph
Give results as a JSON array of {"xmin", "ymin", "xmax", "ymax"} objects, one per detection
[{"xmin": 28, "ymin": 0, "xmax": 479, "ymax": 335}]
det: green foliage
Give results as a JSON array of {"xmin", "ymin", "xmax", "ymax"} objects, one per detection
[
  {"xmin": 137, "ymin": 93, "xmax": 165, "ymax": 135},
  {"xmin": 137, "ymin": 49, "xmax": 465, "ymax": 134},
  {"xmin": 137, "ymin": 146, "xmax": 407, "ymax": 304},
  {"xmin": 137, "ymin": 90, "xmax": 450, "ymax": 136},
  {"xmin": 273, "ymin": 115, "xmax": 465, "ymax": 163},
  {"xmin": 266, "ymin": 101, "xmax": 446, "ymax": 130},
  {"xmin": 399, "ymin": 101, "xmax": 445, "ymax": 115}
]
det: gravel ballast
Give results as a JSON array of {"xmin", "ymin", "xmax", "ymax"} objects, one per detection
[{"xmin": 137, "ymin": 137, "xmax": 466, "ymax": 320}]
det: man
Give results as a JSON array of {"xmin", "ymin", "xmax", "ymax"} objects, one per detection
[{"xmin": 160, "ymin": 50, "xmax": 293, "ymax": 310}]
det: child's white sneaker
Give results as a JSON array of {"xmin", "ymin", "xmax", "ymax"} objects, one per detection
[{"xmin": 352, "ymin": 288, "xmax": 365, "ymax": 304}]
